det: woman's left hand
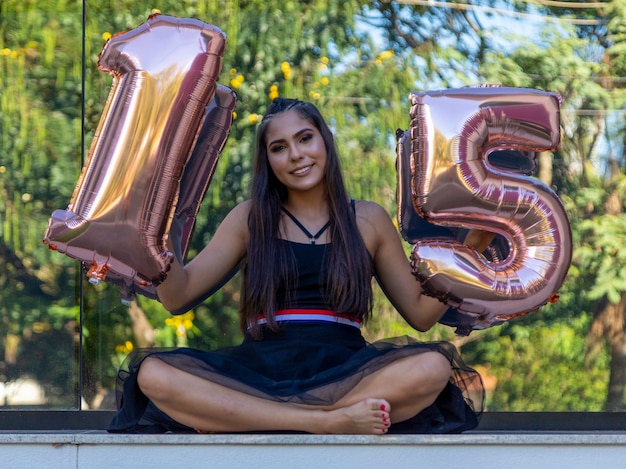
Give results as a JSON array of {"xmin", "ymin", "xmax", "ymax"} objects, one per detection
[{"xmin": 463, "ymin": 229, "xmax": 495, "ymax": 253}]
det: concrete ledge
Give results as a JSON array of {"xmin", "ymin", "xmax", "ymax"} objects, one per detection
[{"xmin": 3, "ymin": 432, "xmax": 626, "ymax": 468}]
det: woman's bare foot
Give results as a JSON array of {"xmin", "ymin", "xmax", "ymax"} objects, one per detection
[
  {"xmin": 191, "ymin": 397, "xmax": 391, "ymax": 435},
  {"xmin": 322, "ymin": 398, "xmax": 391, "ymax": 434}
]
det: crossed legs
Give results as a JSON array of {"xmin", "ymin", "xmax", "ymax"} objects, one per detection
[{"xmin": 137, "ymin": 351, "xmax": 451, "ymax": 435}]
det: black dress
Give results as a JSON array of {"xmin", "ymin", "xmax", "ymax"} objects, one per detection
[{"xmin": 107, "ymin": 241, "xmax": 484, "ymax": 434}]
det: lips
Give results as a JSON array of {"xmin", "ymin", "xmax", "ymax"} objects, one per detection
[{"xmin": 291, "ymin": 164, "xmax": 313, "ymax": 175}]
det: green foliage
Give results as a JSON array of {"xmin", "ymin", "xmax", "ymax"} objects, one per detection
[
  {"xmin": 4, "ymin": 0, "xmax": 626, "ymax": 415},
  {"xmin": 577, "ymin": 214, "xmax": 626, "ymax": 304},
  {"xmin": 466, "ymin": 317, "xmax": 609, "ymax": 411}
]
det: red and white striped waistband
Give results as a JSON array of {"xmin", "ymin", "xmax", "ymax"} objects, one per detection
[{"xmin": 255, "ymin": 309, "xmax": 361, "ymax": 329}]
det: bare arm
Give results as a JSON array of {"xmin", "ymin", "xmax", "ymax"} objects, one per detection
[
  {"xmin": 356, "ymin": 201, "xmax": 446, "ymax": 331},
  {"xmin": 157, "ymin": 201, "xmax": 250, "ymax": 313},
  {"xmin": 358, "ymin": 202, "xmax": 492, "ymax": 332}
]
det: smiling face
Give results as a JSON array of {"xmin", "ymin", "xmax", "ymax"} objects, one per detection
[{"xmin": 264, "ymin": 109, "xmax": 328, "ymax": 195}]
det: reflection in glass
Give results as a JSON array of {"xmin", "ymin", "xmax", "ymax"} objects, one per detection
[{"xmin": 0, "ymin": 0, "xmax": 616, "ymax": 417}]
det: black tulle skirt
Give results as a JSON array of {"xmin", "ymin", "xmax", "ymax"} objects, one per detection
[{"xmin": 107, "ymin": 321, "xmax": 484, "ymax": 434}]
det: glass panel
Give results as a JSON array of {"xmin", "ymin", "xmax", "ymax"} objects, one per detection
[
  {"xmin": 0, "ymin": 0, "xmax": 82, "ymax": 409},
  {"xmin": 78, "ymin": 2, "xmax": 607, "ymax": 417},
  {"xmin": 1, "ymin": 0, "xmax": 620, "ymax": 422},
  {"xmin": 79, "ymin": 1, "xmax": 246, "ymax": 412}
]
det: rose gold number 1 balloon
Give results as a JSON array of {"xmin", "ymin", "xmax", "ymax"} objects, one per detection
[
  {"xmin": 44, "ymin": 14, "xmax": 227, "ymax": 289},
  {"xmin": 405, "ymin": 86, "xmax": 572, "ymax": 331},
  {"xmin": 105, "ymin": 85, "xmax": 237, "ymax": 304}
]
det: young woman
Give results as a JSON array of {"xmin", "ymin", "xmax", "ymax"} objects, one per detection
[{"xmin": 108, "ymin": 98, "xmax": 484, "ymax": 435}]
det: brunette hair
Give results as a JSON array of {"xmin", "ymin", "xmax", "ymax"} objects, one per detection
[{"xmin": 240, "ymin": 98, "xmax": 373, "ymax": 338}]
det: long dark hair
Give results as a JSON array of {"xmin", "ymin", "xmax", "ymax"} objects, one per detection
[{"xmin": 240, "ymin": 98, "xmax": 373, "ymax": 338}]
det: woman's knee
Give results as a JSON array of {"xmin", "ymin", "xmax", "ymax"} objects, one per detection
[
  {"xmin": 137, "ymin": 357, "xmax": 173, "ymax": 399},
  {"xmin": 407, "ymin": 351, "xmax": 451, "ymax": 393},
  {"xmin": 428, "ymin": 351, "xmax": 452, "ymax": 385}
]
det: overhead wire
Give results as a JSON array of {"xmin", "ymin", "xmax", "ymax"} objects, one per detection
[
  {"xmin": 520, "ymin": 0, "xmax": 609, "ymax": 9},
  {"xmin": 390, "ymin": 0, "xmax": 605, "ymax": 25}
]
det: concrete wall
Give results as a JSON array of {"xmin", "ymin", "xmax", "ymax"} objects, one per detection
[{"xmin": 3, "ymin": 433, "xmax": 626, "ymax": 469}]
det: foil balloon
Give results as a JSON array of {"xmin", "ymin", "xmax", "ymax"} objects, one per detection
[
  {"xmin": 44, "ymin": 14, "xmax": 227, "ymax": 291},
  {"xmin": 106, "ymin": 85, "xmax": 237, "ymax": 304},
  {"xmin": 398, "ymin": 86, "xmax": 573, "ymax": 335}
]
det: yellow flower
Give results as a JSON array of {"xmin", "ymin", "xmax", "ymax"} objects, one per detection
[
  {"xmin": 317, "ymin": 63, "xmax": 328, "ymax": 71},
  {"xmin": 26, "ymin": 41, "xmax": 38, "ymax": 49},
  {"xmin": 230, "ymin": 74, "xmax": 245, "ymax": 89},
  {"xmin": 232, "ymin": 111, "xmax": 237, "ymax": 120},
  {"xmin": 308, "ymin": 90, "xmax": 321, "ymax": 100},
  {"xmin": 230, "ymin": 68, "xmax": 237, "ymax": 76},
  {"xmin": 115, "ymin": 340, "xmax": 134, "ymax": 354},
  {"xmin": 166, "ymin": 311, "xmax": 195, "ymax": 329},
  {"xmin": 320, "ymin": 56, "xmax": 329, "ymax": 64},
  {"xmin": 376, "ymin": 50, "xmax": 394, "ymax": 64},
  {"xmin": 248, "ymin": 113, "xmax": 261, "ymax": 124},
  {"xmin": 102, "ymin": 32, "xmax": 112, "ymax": 41},
  {"xmin": 268, "ymin": 84, "xmax": 279, "ymax": 100},
  {"xmin": 379, "ymin": 50, "xmax": 394, "ymax": 60},
  {"xmin": 281, "ymin": 61, "xmax": 292, "ymax": 80},
  {"xmin": 0, "ymin": 48, "xmax": 10, "ymax": 56},
  {"xmin": 320, "ymin": 77, "xmax": 329, "ymax": 86}
]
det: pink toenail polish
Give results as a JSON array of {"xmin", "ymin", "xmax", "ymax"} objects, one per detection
[{"xmin": 380, "ymin": 404, "xmax": 387, "ymax": 411}]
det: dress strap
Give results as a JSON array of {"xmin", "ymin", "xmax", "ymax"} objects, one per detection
[{"xmin": 281, "ymin": 207, "xmax": 330, "ymax": 244}]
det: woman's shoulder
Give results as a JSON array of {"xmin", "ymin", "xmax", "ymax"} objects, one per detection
[
  {"xmin": 231, "ymin": 199, "xmax": 252, "ymax": 214},
  {"xmin": 223, "ymin": 199, "xmax": 252, "ymax": 222},
  {"xmin": 217, "ymin": 199, "xmax": 252, "ymax": 240},
  {"xmin": 353, "ymin": 200, "xmax": 396, "ymax": 250},
  {"xmin": 353, "ymin": 199, "xmax": 391, "ymax": 222}
]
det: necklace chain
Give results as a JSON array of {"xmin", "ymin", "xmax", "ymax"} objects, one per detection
[{"xmin": 281, "ymin": 207, "xmax": 330, "ymax": 244}]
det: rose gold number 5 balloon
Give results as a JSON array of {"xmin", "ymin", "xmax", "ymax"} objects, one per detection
[
  {"xmin": 44, "ymin": 14, "xmax": 227, "ymax": 289},
  {"xmin": 406, "ymin": 86, "xmax": 572, "ymax": 331}
]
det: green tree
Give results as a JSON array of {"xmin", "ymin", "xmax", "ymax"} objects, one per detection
[
  {"xmin": 1, "ymin": 0, "xmax": 84, "ymax": 407},
  {"xmin": 4, "ymin": 0, "xmax": 626, "ymax": 414},
  {"xmin": 364, "ymin": 0, "xmax": 626, "ymax": 411}
]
